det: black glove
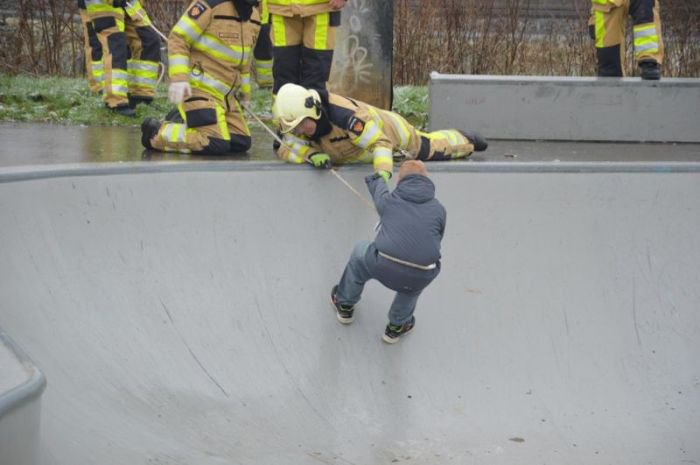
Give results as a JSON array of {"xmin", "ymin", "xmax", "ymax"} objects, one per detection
[{"xmin": 112, "ymin": 0, "xmax": 127, "ymax": 7}]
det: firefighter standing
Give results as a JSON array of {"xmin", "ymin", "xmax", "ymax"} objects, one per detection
[
  {"xmin": 267, "ymin": 0, "xmax": 346, "ymax": 94},
  {"xmin": 78, "ymin": 0, "xmax": 104, "ymax": 94},
  {"xmin": 141, "ymin": 0, "xmax": 261, "ymax": 154},
  {"xmin": 85, "ymin": 0, "xmax": 161, "ymax": 116},
  {"xmin": 272, "ymin": 84, "xmax": 487, "ymax": 179},
  {"xmin": 589, "ymin": 0, "xmax": 664, "ymax": 79}
]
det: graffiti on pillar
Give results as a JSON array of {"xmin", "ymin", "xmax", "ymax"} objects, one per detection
[{"xmin": 329, "ymin": 0, "xmax": 392, "ymax": 109}]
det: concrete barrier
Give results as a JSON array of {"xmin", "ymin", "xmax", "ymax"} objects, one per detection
[
  {"xmin": 429, "ymin": 72, "xmax": 700, "ymax": 142},
  {"xmin": 0, "ymin": 331, "xmax": 46, "ymax": 465}
]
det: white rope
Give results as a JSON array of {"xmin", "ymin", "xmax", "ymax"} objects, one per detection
[{"xmin": 239, "ymin": 102, "xmax": 375, "ymax": 211}]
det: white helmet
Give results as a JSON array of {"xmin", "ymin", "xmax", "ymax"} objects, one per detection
[{"xmin": 273, "ymin": 84, "xmax": 322, "ymax": 133}]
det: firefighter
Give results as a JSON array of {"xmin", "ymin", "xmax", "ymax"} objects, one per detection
[
  {"xmin": 78, "ymin": 0, "xmax": 104, "ymax": 94},
  {"xmin": 253, "ymin": 0, "xmax": 273, "ymax": 88},
  {"xmin": 272, "ymin": 84, "xmax": 487, "ymax": 179},
  {"xmin": 267, "ymin": 0, "xmax": 346, "ymax": 94},
  {"xmin": 140, "ymin": 0, "xmax": 261, "ymax": 154},
  {"xmin": 85, "ymin": 0, "xmax": 161, "ymax": 116},
  {"xmin": 589, "ymin": 0, "xmax": 664, "ymax": 79}
]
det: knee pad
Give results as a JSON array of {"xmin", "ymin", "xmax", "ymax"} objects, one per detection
[{"xmin": 230, "ymin": 135, "xmax": 252, "ymax": 153}]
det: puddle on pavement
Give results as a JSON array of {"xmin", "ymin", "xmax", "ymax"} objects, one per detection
[{"xmin": 0, "ymin": 122, "xmax": 277, "ymax": 167}]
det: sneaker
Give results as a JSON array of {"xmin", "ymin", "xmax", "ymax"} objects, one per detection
[
  {"xmin": 141, "ymin": 117, "xmax": 161, "ymax": 150},
  {"xmin": 382, "ymin": 316, "xmax": 416, "ymax": 344},
  {"xmin": 331, "ymin": 285, "xmax": 354, "ymax": 324},
  {"xmin": 458, "ymin": 130, "xmax": 488, "ymax": 151},
  {"xmin": 639, "ymin": 60, "xmax": 661, "ymax": 80}
]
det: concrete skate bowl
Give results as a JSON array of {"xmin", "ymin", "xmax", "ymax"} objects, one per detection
[{"xmin": 1, "ymin": 162, "xmax": 699, "ymax": 465}]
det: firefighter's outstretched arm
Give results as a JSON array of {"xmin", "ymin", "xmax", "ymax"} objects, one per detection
[{"xmin": 347, "ymin": 110, "xmax": 393, "ymax": 181}]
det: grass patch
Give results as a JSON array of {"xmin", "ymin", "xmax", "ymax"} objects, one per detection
[
  {"xmin": 0, "ymin": 73, "xmax": 428, "ymax": 128},
  {"xmin": 392, "ymin": 86, "xmax": 429, "ymax": 129}
]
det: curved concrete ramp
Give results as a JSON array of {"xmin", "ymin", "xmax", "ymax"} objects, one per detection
[{"xmin": 1, "ymin": 163, "xmax": 699, "ymax": 465}]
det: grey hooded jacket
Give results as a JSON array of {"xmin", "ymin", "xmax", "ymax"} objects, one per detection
[{"xmin": 363, "ymin": 172, "xmax": 446, "ymax": 292}]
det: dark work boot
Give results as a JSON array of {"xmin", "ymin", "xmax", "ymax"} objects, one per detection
[
  {"xmin": 639, "ymin": 60, "xmax": 661, "ymax": 80},
  {"xmin": 459, "ymin": 130, "xmax": 488, "ymax": 151},
  {"xmin": 164, "ymin": 108, "xmax": 184, "ymax": 123},
  {"xmin": 107, "ymin": 104, "xmax": 136, "ymax": 118},
  {"xmin": 110, "ymin": 104, "xmax": 136, "ymax": 117},
  {"xmin": 128, "ymin": 95, "xmax": 153, "ymax": 109},
  {"xmin": 141, "ymin": 117, "xmax": 161, "ymax": 150}
]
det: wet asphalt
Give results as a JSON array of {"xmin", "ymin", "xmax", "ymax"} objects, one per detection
[{"xmin": 1, "ymin": 122, "xmax": 699, "ymax": 168}]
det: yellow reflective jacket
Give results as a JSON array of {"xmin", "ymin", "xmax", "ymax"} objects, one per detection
[
  {"xmin": 267, "ymin": 0, "xmax": 338, "ymax": 18},
  {"xmin": 277, "ymin": 92, "xmax": 407, "ymax": 173},
  {"xmin": 168, "ymin": 0, "xmax": 261, "ymax": 102}
]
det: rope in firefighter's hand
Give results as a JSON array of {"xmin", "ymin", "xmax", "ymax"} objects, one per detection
[{"xmin": 238, "ymin": 101, "xmax": 375, "ymax": 211}]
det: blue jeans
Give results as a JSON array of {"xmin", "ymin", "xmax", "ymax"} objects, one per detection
[{"xmin": 336, "ymin": 240, "xmax": 423, "ymax": 326}]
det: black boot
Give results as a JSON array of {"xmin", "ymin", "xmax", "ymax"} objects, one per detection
[
  {"xmin": 128, "ymin": 95, "xmax": 153, "ymax": 109},
  {"xmin": 164, "ymin": 108, "xmax": 184, "ymax": 123},
  {"xmin": 141, "ymin": 117, "xmax": 161, "ymax": 150},
  {"xmin": 272, "ymin": 130, "xmax": 282, "ymax": 153},
  {"xmin": 459, "ymin": 130, "xmax": 488, "ymax": 152},
  {"xmin": 639, "ymin": 60, "xmax": 661, "ymax": 80},
  {"xmin": 110, "ymin": 104, "xmax": 136, "ymax": 117}
]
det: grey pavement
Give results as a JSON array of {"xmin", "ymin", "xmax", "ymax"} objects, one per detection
[{"xmin": 0, "ymin": 154, "xmax": 699, "ymax": 464}]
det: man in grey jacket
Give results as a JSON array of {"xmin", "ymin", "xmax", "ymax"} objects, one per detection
[{"xmin": 331, "ymin": 160, "xmax": 446, "ymax": 343}]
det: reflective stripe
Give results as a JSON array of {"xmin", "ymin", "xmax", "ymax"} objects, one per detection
[
  {"xmin": 86, "ymin": 3, "xmax": 118, "ymax": 15},
  {"xmin": 216, "ymin": 104, "xmax": 230, "ymax": 141},
  {"xmin": 189, "ymin": 70, "xmax": 230, "ymax": 101},
  {"xmin": 91, "ymin": 62, "xmax": 104, "ymax": 82},
  {"xmin": 440, "ymin": 130, "xmax": 459, "ymax": 145},
  {"xmin": 372, "ymin": 147, "xmax": 393, "ymax": 171},
  {"xmin": 169, "ymin": 55, "xmax": 189, "ymax": 67},
  {"xmin": 111, "ymin": 68, "xmax": 129, "ymax": 95},
  {"xmin": 634, "ymin": 24, "xmax": 658, "ymax": 38},
  {"xmin": 352, "ymin": 119, "xmax": 382, "ymax": 149},
  {"xmin": 239, "ymin": 73, "xmax": 251, "ymax": 94},
  {"xmin": 314, "ymin": 13, "xmax": 328, "ymax": 50},
  {"xmin": 594, "ymin": 10, "xmax": 606, "ymax": 48},
  {"xmin": 282, "ymin": 133, "xmax": 313, "ymax": 161},
  {"xmin": 129, "ymin": 75, "xmax": 156, "ymax": 87},
  {"xmin": 173, "ymin": 17, "xmax": 204, "ymax": 45},
  {"xmin": 110, "ymin": 83, "xmax": 129, "ymax": 96},
  {"xmin": 256, "ymin": 60, "xmax": 273, "ymax": 71},
  {"xmin": 633, "ymin": 25, "xmax": 659, "ymax": 54},
  {"xmin": 162, "ymin": 122, "xmax": 187, "ymax": 143},
  {"xmin": 272, "ymin": 15, "xmax": 286, "ymax": 46},
  {"xmin": 635, "ymin": 42, "xmax": 659, "ymax": 54},
  {"xmin": 194, "ymin": 34, "xmax": 245, "ymax": 63},
  {"xmin": 124, "ymin": 0, "xmax": 152, "ymax": 25},
  {"xmin": 168, "ymin": 55, "xmax": 190, "ymax": 77},
  {"xmin": 128, "ymin": 60, "xmax": 158, "ymax": 72},
  {"xmin": 384, "ymin": 111, "xmax": 410, "ymax": 149}
]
